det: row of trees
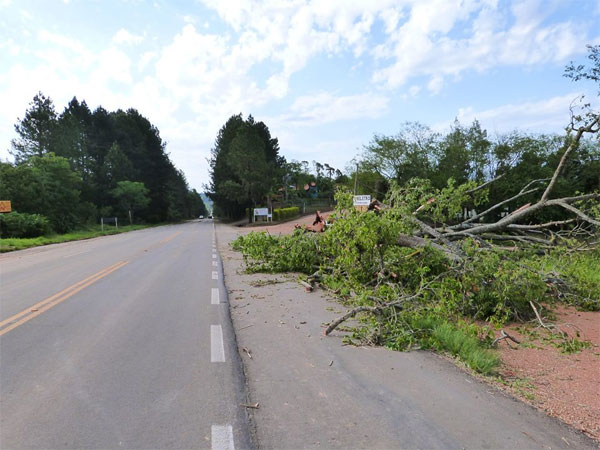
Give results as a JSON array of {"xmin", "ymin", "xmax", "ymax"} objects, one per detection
[
  {"xmin": 209, "ymin": 116, "xmax": 597, "ymax": 225},
  {"xmin": 354, "ymin": 120, "xmax": 598, "ymax": 222},
  {"xmin": 1, "ymin": 93, "xmax": 206, "ymax": 233},
  {"xmin": 209, "ymin": 114, "xmax": 344, "ymax": 219}
]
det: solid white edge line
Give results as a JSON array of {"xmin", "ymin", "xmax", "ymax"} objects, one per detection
[
  {"xmin": 211, "ymin": 425, "xmax": 234, "ymax": 450},
  {"xmin": 212, "ymin": 271, "xmax": 218, "ymax": 280},
  {"xmin": 211, "ymin": 325, "xmax": 225, "ymax": 362},
  {"xmin": 211, "ymin": 288, "xmax": 219, "ymax": 305}
]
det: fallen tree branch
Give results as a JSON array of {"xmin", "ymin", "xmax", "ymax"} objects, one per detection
[
  {"xmin": 324, "ymin": 306, "xmax": 380, "ymax": 336},
  {"xmin": 529, "ymin": 301, "xmax": 566, "ymax": 336},
  {"xmin": 397, "ymin": 234, "xmax": 463, "ymax": 262},
  {"xmin": 465, "ymin": 173, "xmax": 506, "ymax": 194},
  {"xmin": 324, "ymin": 292, "xmax": 420, "ymax": 336},
  {"xmin": 453, "ymin": 178, "xmax": 549, "ymax": 229},
  {"xmin": 506, "ymin": 219, "xmax": 577, "ymax": 230},
  {"xmin": 492, "ymin": 330, "xmax": 521, "ymax": 347},
  {"xmin": 410, "ymin": 217, "xmax": 465, "ymax": 256},
  {"xmin": 299, "ymin": 279, "xmax": 313, "ymax": 292},
  {"xmin": 549, "ymin": 201, "xmax": 600, "ymax": 226},
  {"xmin": 440, "ymin": 116, "xmax": 599, "ymax": 239},
  {"xmin": 540, "ymin": 115, "xmax": 600, "ymax": 202}
]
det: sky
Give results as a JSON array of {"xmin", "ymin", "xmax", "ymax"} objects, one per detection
[{"xmin": 1, "ymin": 0, "xmax": 599, "ymax": 192}]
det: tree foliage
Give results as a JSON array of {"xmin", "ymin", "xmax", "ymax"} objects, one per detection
[
  {"xmin": 209, "ymin": 114, "xmax": 282, "ymax": 219},
  {"xmin": 3, "ymin": 93, "xmax": 206, "ymax": 234},
  {"xmin": 111, "ymin": 181, "xmax": 150, "ymax": 223},
  {"xmin": 232, "ymin": 47, "xmax": 600, "ymax": 374},
  {"xmin": 10, "ymin": 92, "xmax": 57, "ymax": 163}
]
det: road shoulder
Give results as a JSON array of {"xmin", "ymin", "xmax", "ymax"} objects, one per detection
[{"xmin": 216, "ymin": 223, "xmax": 597, "ymax": 449}]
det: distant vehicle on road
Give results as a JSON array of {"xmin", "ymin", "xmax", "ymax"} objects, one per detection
[
  {"xmin": 208, "ymin": 215, "xmax": 213, "ymax": 219},
  {"xmin": 199, "ymin": 215, "xmax": 204, "ymax": 219}
]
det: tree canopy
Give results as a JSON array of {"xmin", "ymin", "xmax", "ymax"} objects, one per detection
[
  {"xmin": 3, "ymin": 93, "xmax": 206, "ymax": 234},
  {"xmin": 209, "ymin": 114, "xmax": 282, "ymax": 219}
]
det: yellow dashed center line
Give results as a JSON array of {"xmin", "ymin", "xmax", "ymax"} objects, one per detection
[
  {"xmin": 159, "ymin": 232, "xmax": 182, "ymax": 245},
  {"xmin": 0, "ymin": 261, "xmax": 129, "ymax": 337}
]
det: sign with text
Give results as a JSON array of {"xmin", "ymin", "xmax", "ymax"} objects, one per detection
[
  {"xmin": 253, "ymin": 208, "xmax": 269, "ymax": 216},
  {"xmin": 353, "ymin": 195, "xmax": 371, "ymax": 206},
  {"xmin": 0, "ymin": 200, "xmax": 11, "ymax": 213}
]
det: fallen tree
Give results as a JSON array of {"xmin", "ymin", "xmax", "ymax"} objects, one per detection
[
  {"xmin": 232, "ymin": 50, "xmax": 599, "ymax": 374},
  {"xmin": 389, "ymin": 113, "xmax": 599, "ymax": 258}
]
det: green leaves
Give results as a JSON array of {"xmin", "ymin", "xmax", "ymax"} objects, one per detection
[
  {"xmin": 110, "ymin": 181, "xmax": 150, "ymax": 223},
  {"xmin": 209, "ymin": 114, "xmax": 281, "ymax": 219},
  {"xmin": 232, "ymin": 230, "xmax": 320, "ymax": 273},
  {"xmin": 6, "ymin": 93, "xmax": 205, "ymax": 228},
  {"xmin": 10, "ymin": 92, "xmax": 57, "ymax": 163}
]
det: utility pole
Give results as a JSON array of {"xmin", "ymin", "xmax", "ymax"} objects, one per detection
[{"xmin": 353, "ymin": 163, "xmax": 359, "ymax": 195}]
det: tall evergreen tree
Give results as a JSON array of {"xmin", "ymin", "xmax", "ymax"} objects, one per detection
[
  {"xmin": 209, "ymin": 114, "xmax": 282, "ymax": 219},
  {"xmin": 10, "ymin": 92, "xmax": 58, "ymax": 163}
]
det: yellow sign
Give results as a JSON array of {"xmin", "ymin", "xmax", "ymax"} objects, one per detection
[{"xmin": 0, "ymin": 201, "xmax": 11, "ymax": 213}]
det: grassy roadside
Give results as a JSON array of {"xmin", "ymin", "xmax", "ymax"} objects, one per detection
[{"xmin": 0, "ymin": 224, "xmax": 151, "ymax": 252}]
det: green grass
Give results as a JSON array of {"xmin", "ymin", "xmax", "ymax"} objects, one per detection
[
  {"xmin": 0, "ymin": 224, "xmax": 151, "ymax": 252},
  {"xmin": 385, "ymin": 315, "xmax": 500, "ymax": 376},
  {"xmin": 535, "ymin": 249, "xmax": 600, "ymax": 311},
  {"xmin": 431, "ymin": 322, "xmax": 500, "ymax": 375}
]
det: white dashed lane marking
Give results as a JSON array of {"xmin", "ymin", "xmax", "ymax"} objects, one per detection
[
  {"xmin": 211, "ymin": 288, "xmax": 219, "ymax": 305},
  {"xmin": 212, "ymin": 271, "xmax": 218, "ymax": 280},
  {"xmin": 211, "ymin": 425, "xmax": 234, "ymax": 450},
  {"xmin": 211, "ymin": 325, "xmax": 225, "ymax": 362}
]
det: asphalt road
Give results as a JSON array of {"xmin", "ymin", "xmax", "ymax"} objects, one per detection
[{"xmin": 0, "ymin": 221, "xmax": 251, "ymax": 449}]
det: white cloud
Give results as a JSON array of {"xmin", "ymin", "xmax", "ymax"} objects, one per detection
[
  {"xmin": 38, "ymin": 29, "xmax": 94, "ymax": 68},
  {"xmin": 427, "ymin": 76, "xmax": 443, "ymax": 94},
  {"xmin": 112, "ymin": 28, "xmax": 144, "ymax": 45},
  {"xmin": 287, "ymin": 91, "xmax": 389, "ymax": 126},
  {"xmin": 197, "ymin": 0, "xmax": 593, "ymax": 99},
  {"xmin": 434, "ymin": 93, "xmax": 591, "ymax": 133},
  {"xmin": 198, "ymin": 0, "xmax": 397, "ymax": 97},
  {"xmin": 138, "ymin": 51, "xmax": 157, "ymax": 71},
  {"xmin": 1, "ymin": 0, "xmax": 598, "ymax": 190},
  {"xmin": 371, "ymin": 0, "xmax": 592, "ymax": 91}
]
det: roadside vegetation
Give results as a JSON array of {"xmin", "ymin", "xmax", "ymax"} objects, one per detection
[
  {"xmin": 230, "ymin": 46, "xmax": 600, "ymax": 376},
  {"xmin": 209, "ymin": 114, "xmax": 346, "ymax": 221},
  {"xmin": 1, "ymin": 94, "xmax": 207, "ymax": 241},
  {"xmin": 0, "ymin": 224, "xmax": 151, "ymax": 253}
]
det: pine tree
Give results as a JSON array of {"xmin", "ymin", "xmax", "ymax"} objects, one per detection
[{"xmin": 10, "ymin": 92, "xmax": 58, "ymax": 163}]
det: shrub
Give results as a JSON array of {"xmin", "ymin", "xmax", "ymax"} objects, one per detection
[
  {"xmin": 232, "ymin": 229, "xmax": 319, "ymax": 273},
  {"xmin": 273, "ymin": 206, "xmax": 299, "ymax": 221},
  {"xmin": 0, "ymin": 212, "xmax": 52, "ymax": 238}
]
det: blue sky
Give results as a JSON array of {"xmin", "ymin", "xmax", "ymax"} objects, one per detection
[{"xmin": 1, "ymin": 0, "xmax": 599, "ymax": 191}]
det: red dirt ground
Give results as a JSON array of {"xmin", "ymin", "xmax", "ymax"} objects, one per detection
[{"xmin": 495, "ymin": 306, "xmax": 600, "ymax": 440}]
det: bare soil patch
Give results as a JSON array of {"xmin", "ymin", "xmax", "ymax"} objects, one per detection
[
  {"xmin": 240, "ymin": 211, "xmax": 332, "ymax": 235},
  {"xmin": 495, "ymin": 306, "xmax": 600, "ymax": 440}
]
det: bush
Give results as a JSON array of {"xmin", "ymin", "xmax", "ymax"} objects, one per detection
[
  {"xmin": 0, "ymin": 212, "xmax": 52, "ymax": 238},
  {"xmin": 273, "ymin": 206, "xmax": 299, "ymax": 221},
  {"xmin": 230, "ymin": 186, "xmax": 597, "ymax": 375},
  {"xmin": 232, "ymin": 229, "xmax": 319, "ymax": 273}
]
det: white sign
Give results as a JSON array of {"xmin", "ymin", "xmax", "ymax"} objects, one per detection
[
  {"xmin": 353, "ymin": 195, "xmax": 371, "ymax": 206},
  {"xmin": 254, "ymin": 208, "xmax": 269, "ymax": 216}
]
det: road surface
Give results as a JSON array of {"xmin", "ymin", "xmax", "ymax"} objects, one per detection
[
  {"xmin": 1, "ymin": 221, "xmax": 597, "ymax": 449},
  {"xmin": 0, "ymin": 221, "xmax": 250, "ymax": 449}
]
